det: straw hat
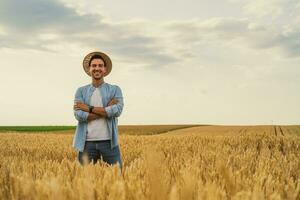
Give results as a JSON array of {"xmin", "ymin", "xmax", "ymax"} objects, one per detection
[{"xmin": 82, "ymin": 51, "xmax": 112, "ymax": 76}]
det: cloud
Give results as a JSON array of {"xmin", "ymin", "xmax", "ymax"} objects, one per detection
[
  {"xmin": 0, "ymin": 0, "xmax": 179, "ymax": 68},
  {"xmin": 229, "ymin": 0, "xmax": 300, "ymax": 22},
  {"xmin": 0, "ymin": 0, "xmax": 101, "ymax": 32},
  {"xmin": 0, "ymin": 0, "xmax": 300, "ymax": 71},
  {"xmin": 244, "ymin": 0, "xmax": 286, "ymax": 18},
  {"xmin": 163, "ymin": 17, "xmax": 300, "ymax": 59}
]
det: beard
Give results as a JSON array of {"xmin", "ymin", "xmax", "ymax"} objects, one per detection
[
  {"xmin": 92, "ymin": 71, "xmax": 103, "ymax": 79},
  {"xmin": 93, "ymin": 76, "xmax": 102, "ymax": 80}
]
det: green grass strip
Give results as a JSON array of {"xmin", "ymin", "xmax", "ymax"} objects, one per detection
[{"xmin": 0, "ymin": 126, "xmax": 76, "ymax": 132}]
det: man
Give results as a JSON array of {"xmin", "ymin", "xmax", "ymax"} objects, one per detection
[{"xmin": 72, "ymin": 51, "xmax": 124, "ymax": 173}]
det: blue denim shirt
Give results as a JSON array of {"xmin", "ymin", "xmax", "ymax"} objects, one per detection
[{"xmin": 72, "ymin": 82, "xmax": 124, "ymax": 152}]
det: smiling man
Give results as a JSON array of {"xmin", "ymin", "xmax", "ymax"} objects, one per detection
[{"xmin": 73, "ymin": 51, "xmax": 124, "ymax": 173}]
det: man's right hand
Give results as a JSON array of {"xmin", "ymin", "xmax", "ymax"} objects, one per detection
[{"xmin": 108, "ymin": 98, "xmax": 118, "ymax": 106}]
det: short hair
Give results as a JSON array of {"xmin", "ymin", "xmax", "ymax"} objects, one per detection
[{"xmin": 89, "ymin": 54, "xmax": 106, "ymax": 67}]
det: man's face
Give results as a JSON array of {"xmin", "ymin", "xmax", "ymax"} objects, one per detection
[{"xmin": 89, "ymin": 58, "xmax": 107, "ymax": 80}]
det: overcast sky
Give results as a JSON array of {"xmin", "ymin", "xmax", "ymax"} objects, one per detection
[{"xmin": 0, "ymin": 0, "xmax": 299, "ymax": 125}]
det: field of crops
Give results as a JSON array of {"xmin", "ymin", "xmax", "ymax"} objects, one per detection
[{"xmin": 0, "ymin": 125, "xmax": 300, "ymax": 199}]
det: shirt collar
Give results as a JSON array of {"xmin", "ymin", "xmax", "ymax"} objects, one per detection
[{"xmin": 89, "ymin": 82, "xmax": 106, "ymax": 90}]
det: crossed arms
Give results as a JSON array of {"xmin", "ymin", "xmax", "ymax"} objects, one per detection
[
  {"xmin": 73, "ymin": 86, "xmax": 124, "ymax": 123},
  {"xmin": 74, "ymin": 99, "xmax": 118, "ymax": 122}
]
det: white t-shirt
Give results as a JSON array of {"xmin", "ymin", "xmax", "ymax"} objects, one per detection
[{"xmin": 86, "ymin": 88, "xmax": 110, "ymax": 141}]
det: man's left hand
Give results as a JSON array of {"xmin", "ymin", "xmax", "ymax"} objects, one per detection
[{"xmin": 74, "ymin": 102, "xmax": 89, "ymax": 112}]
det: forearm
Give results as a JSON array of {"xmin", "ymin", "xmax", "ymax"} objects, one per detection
[
  {"xmin": 91, "ymin": 107, "xmax": 108, "ymax": 117},
  {"xmin": 87, "ymin": 113, "xmax": 102, "ymax": 122},
  {"xmin": 74, "ymin": 110, "xmax": 89, "ymax": 122}
]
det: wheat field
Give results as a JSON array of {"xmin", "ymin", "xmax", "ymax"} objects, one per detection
[{"xmin": 0, "ymin": 125, "xmax": 300, "ymax": 200}]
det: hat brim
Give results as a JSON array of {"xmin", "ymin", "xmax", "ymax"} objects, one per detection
[{"xmin": 82, "ymin": 51, "xmax": 112, "ymax": 77}]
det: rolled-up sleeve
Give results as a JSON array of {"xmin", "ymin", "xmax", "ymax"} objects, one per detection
[
  {"xmin": 104, "ymin": 85, "xmax": 124, "ymax": 118},
  {"xmin": 73, "ymin": 88, "xmax": 89, "ymax": 122}
]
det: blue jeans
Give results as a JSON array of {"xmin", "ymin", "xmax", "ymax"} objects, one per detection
[{"xmin": 78, "ymin": 140, "xmax": 122, "ymax": 173}]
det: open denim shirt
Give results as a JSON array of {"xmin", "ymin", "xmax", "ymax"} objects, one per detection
[{"xmin": 72, "ymin": 82, "xmax": 124, "ymax": 152}]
